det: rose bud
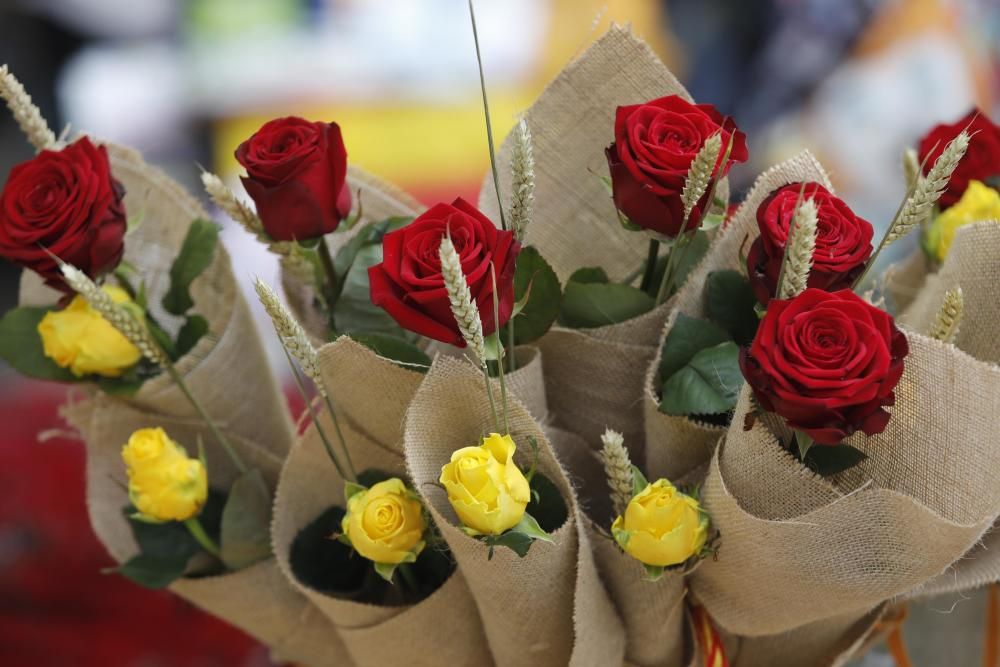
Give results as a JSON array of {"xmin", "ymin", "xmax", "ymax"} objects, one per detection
[
  {"xmin": 368, "ymin": 198, "xmax": 520, "ymax": 346},
  {"xmin": 747, "ymin": 182, "xmax": 874, "ymax": 305},
  {"xmin": 0, "ymin": 137, "xmax": 126, "ymax": 292},
  {"xmin": 341, "ymin": 478, "xmax": 426, "ymax": 565},
  {"xmin": 740, "ymin": 288, "xmax": 909, "ymax": 446},
  {"xmin": 122, "ymin": 428, "xmax": 208, "ymax": 523},
  {"xmin": 439, "ymin": 433, "xmax": 530, "ymax": 536},
  {"xmin": 605, "ymin": 95, "xmax": 748, "ymax": 237},
  {"xmin": 235, "ymin": 116, "xmax": 351, "ymax": 241},
  {"xmin": 612, "ymin": 479, "xmax": 708, "ymax": 568},
  {"xmin": 918, "ymin": 109, "xmax": 1000, "ymax": 209},
  {"xmin": 38, "ymin": 285, "xmax": 142, "ymax": 378}
]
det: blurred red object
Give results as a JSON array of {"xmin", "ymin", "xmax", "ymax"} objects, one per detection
[{"xmin": 0, "ymin": 378, "xmax": 270, "ymax": 667}]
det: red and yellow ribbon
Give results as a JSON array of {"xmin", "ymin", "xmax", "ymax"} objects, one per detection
[{"xmin": 692, "ymin": 605, "xmax": 728, "ymax": 667}]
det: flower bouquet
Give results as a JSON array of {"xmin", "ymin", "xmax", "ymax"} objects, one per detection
[{"xmin": 3, "ymin": 9, "xmax": 1000, "ymax": 667}]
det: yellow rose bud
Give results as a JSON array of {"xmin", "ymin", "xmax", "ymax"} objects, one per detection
[
  {"xmin": 928, "ymin": 180, "xmax": 1000, "ymax": 262},
  {"xmin": 341, "ymin": 478, "xmax": 426, "ymax": 565},
  {"xmin": 440, "ymin": 433, "xmax": 531, "ymax": 536},
  {"xmin": 612, "ymin": 479, "xmax": 708, "ymax": 568},
  {"xmin": 38, "ymin": 285, "xmax": 141, "ymax": 378},
  {"xmin": 122, "ymin": 428, "xmax": 208, "ymax": 522}
]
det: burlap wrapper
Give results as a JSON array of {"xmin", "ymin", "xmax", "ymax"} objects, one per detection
[
  {"xmin": 19, "ymin": 142, "xmax": 295, "ymax": 456},
  {"xmin": 272, "ymin": 402, "xmax": 492, "ymax": 666},
  {"xmin": 884, "ymin": 249, "xmax": 931, "ymax": 315},
  {"xmin": 644, "ymin": 151, "xmax": 834, "ymax": 481},
  {"xmin": 403, "ymin": 356, "xmax": 625, "ymax": 667},
  {"xmin": 692, "ymin": 324, "xmax": 1000, "ymax": 637},
  {"xmin": 62, "ymin": 395, "xmax": 344, "ymax": 667},
  {"xmin": 281, "ymin": 165, "xmax": 425, "ymax": 342},
  {"xmin": 476, "ymin": 25, "xmax": 726, "ymax": 464}
]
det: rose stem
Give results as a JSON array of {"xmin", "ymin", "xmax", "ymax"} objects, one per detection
[
  {"xmin": 184, "ymin": 516, "xmax": 221, "ymax": 558},
  {"xmin": 281, "ymin": 345, "xmax": 350, "ymax": 481},
  {"xmin": 490, "ymin": 264, "xmax": 510, "ymax": 433},
  {"xmin": 397, "ymin": 563, "xmax": 420, "ymax": 594},
  {"xmin": 321, "ymin": 393, "xmax": 357, "ymax": 481},
  {"xmin": 639, "ymin": 239, "xmax": 660, "ymax": 293},
  {"xmin": 165, "ymin": 363, "xmax": 247, "ymax": 475},
  {"xmin": 468, "ymin": 0, "xmax": 508, "ymax": 232},
  {"xmin": 316, "ymin": 236, "xmax": 341, "ymax": 320}
]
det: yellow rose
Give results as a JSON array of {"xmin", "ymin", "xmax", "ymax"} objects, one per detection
[
  {"xmin": 122, "ymin": 428, "xmax": 208, "ymax": 522},
  {"xmin": 341, "ymin": 478, "xmax": 426, "ymax": 565},
  {"xmin": 927, "ymin": 180, "xmax": 1000, "ymax": 262},
  {"xmin": 38, "ymin": 285, "xmax": 141, "ymax": 378},
  {"xmin": 440, "ymin": 433, "xmax": 531, "ymax": 536},
  {"xmin": 612, "ymin": 479, "xmax": 708, "ymax": 568}
]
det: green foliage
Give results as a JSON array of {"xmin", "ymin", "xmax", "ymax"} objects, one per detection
[
  {"xmin": 162, "ymin": 219, "xmax": 219, "ymax": 316},
  {"xmin": 175, "ymin": 315, "xmax": 209, "ymax": 358},
  {"xmin": 0, "ymin": 307, "xmax": 76, "ymax": 382},
  {"xmin": 511, "ymin": 246, "xmax": 561, "ymax": 344},
  {"xmin": 803, "ymin": 443, "xmax": 868, "ymax": 476},
  {"xmin": 560, "ymin": 281, "xmax": 655, "ymax": 328},
  {"xmin": 348, "ymin": 332, "xmax": 430, "ymax": 371},
  {"xmin": 658, "ymin": 314, "xmax": 731, "ymax": 382},
  {"xmin": 703, "ymin": 270, "xmax": 759, "ymax": 345},
  {"xmin": 568, "ymin": 267, "xmax": 609, "ymax": 285},
  {"xmin": 219, "ymin": 469, "xmax": 272, "ymax": 570},
  {"xmin": 659, "ymin": 342, "xmax": 742, "ymax": 416}
]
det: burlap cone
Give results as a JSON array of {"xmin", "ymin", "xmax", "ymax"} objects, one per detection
[
  {"xmin": 62, "ymin": 395, "xmax": 345, "ymax": 667},
  {"xmin": 403, "ymin": 356, "xmax": 625, "ymax": 667},
  {"xmin": 899, "ymin": 221, "xmax": 1000, "ymax": 364},
  {"xmin": 281, "ymin": 166, "xmax": 425, "ymax": 342},
  {"xmin": 885, "ymin": 249, "xmax": 931, "ymax": 314},
  {"xmin": 19, "ymin": 142, "xmax": 295, "ymax": 458},
  {"xmin": 644, "ymin": 150, "xmax": 834, "ymax": 481},
  {"xmin": 692, "ymin": 326, "xmax": 1000, "ymax": 636},
  {"xmin": 271, "ymin": 400, "xmax": 492, "ymax": 666}
]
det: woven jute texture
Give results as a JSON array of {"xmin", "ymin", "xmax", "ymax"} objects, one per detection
[
  {"xmin": 884, "ymin": 249, "xmax": 930, "ymax": 314},
  {"xmin": 271, "ymin": 401, "xmax": 492, "ymax": 666},
  {"xmin": 62, "ymin": 395, "xmax": 344, "ymax": 667},
  {"xmin": 281, "ymin": 165, "xmax": 425, "ymax": 342},
  {"xmin": 725, "ymin": 605, "xmax": 884, "ymax": 667},
  {"xmin": 692, "ymin": 327, "xmax": 1000, "ymax": 636},
  {"xmin": 644, "ymin": 150, "xmax": 833, "ymax": 482},
  {"xmin": 899, "ymin": 221, "xmax": 1000, "ymax": 364},
  {"xmin": 20, "ymin": 142, "xmax": 295, "ymax": 456},
  {"xmin": 403, "ymin": 356, "xmax": 625, "ymax": 667}
]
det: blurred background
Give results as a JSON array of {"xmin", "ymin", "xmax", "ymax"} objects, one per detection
[{"xmin": 0, "ymin": 0, "xmax": 997, "ymax": 664}]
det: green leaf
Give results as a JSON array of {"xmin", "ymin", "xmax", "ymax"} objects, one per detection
[
  {"xmin": 658, "ymin": 313, "xmax": 731, "ymax": 382},
  {"xmin": 670, "ymin": 230, "xmax": 711, "ymax": 294},
  {"xmin": 527, "ymin": 473, "xmax": 569, "ymax": 533},
  {"xmin": 643, "ymin": 564, "xmax": 666, "ymax": 581},
  {"xmin": 703, "ymin": 270, "xmax": 759, "ymax": 346},
  {"xmin": 116, "ymin": 553, "xmax": 187, "ymax": 589},
  {"xmin": 219, "ymin": 469, "xmax": 272, "ymax": 571},
  {"xmin": 659, "ymin": 342, "xmax": 742, "ymax": 416},
  {"xmin": 0, "ymin": 307, "xmax": 78, "ymax": 382},
  {"xmin": 568, "ymin": 266, "xmax": 609, "ymax": 284},
  {"xmin": 803, "ymin": 443, "xmax": 868, "ymax": 477},
  {"xmin": 509, "ymin": 513, "xmax": 553, "ymax": 543},
  {"xmin": 348, "ymin": 333, "xmax": 430, "ymax": 371},
  {"xmin": 333, "ymin": 242, "xmax": 416, "ymax": 338},
  {"xmin": 145, "ymin": 318, "xmax": 178, "ymax": 361},
  {"xmin": 488, "ymin": 531, "xmax": 534, "ymax": 558},
  {"xmin": 511, "ymin": 246, "xmax": 562, "ymax": 344},
  {"xmin": 559, "ymin": 282, "xmax": 655, "ymax": 329},
  {"xmin": 631, "ymin": 465, "xmax": 649, "ymax": 499},
  {"xmin": 344, "ymin": 481, "xmax": 366, "ymax": 505},
  {"xmin": 162, "ymin": 218, "xmax": 219, "ymax": 316},
  {"xmin": 175, "ymin": 315, "xmax": 209, "ymax": 358},
  {"xmin": 95, "ymin": 374, "xmax": 145, "ymax": 397}
]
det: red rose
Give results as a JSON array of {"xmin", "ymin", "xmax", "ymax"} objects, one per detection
[
  {"xmin": 235, "ymin": 116, "xmax": 351, "ymax": 241},
  {"xmin": 605, "ymin": 95, "xmax": 748, "ymax": 237},
  {"xmin": 747, "ymin": 182, "xmax": 874, "ymax": 305},
  {"xmin": 740, "ymin": 288, "xmax": 908, "ymax": 445},
  {"xmin": 368, "ymin": 198, "xmax": 520, "ymax": 346},
  {"xmin": 918, "ymin": 109, "xmax": 1000, "ymax": 209},
  {"xmin": 0, "ymin": 137, "xmax": 126, "ymax": 292}
]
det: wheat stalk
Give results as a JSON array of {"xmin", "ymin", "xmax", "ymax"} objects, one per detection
[
  {"xmin": 60, "ymin": 265, "xmax": 168, "ymax": 365},
  {"xmin": 929, "ymin": 286, "xmax": 964, "ymax": 344},
  {"xmin": 254, "ymin": 278, "xmax": 326, "ymax": 395},
  {"xmin": 508, "ymin": 118, "xmax": 535, "ymax": 243},
  {"xmin": 681, "ymin": 132, "xmax": 723, "ymax": 222},
  {"xmin": 885, "ymin": 131, "xmax": 970, "ymax": 247},
  {"xmin": 776, "ymin": 198, "xmax": 819, "ymax": 300},
  {"xmin": 0, "ymin": 65, "xmax": 57, "ymax": 152},
  {"xmin": 902, "ymin": 147, "xmax": 920, "ymax": 188},
  {"xmin": 600, "ymin": 429, "xmax": 634, "ymax": 517},
  {"xmin": 439, "ymin": 234, "xmax": 486, "ymax": 361}
]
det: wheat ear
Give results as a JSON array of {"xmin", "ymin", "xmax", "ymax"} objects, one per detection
[
  {"xmin": 0, "ymin": 65, "xmax": 57, "ymax": 152},
  {"xmin": 600, "ymin": 429, "xmax": 634, "ymax": 517},
  {"xmin": 929, "ymin": 286, "xmax": 964, "ymax": 344},
  {"xmin": 776, "ymin": 198, "xmax": 819, "ymax": 300},
  {"xmin": 681, "ymin": 132, "xmax": 723, "ymax": 222},
  {"xmin": 508, "ymin": 118, "xmax": 535, "ymax": 243},
  {"xmin": 439, "ymin": 234, "xmax": 486, "ymax": 362}
]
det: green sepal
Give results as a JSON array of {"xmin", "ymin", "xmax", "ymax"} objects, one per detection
[
  {"xmin": 373, "ymin": 561, "xmax": 398, "ymax": 583},
  {"xmin": 162, "ymin": 218, "xmax": 219, "ymax": 316},
  {"xmin": 643, "ymin": 564, "xmax": 666, "ymax": 582},
  {"xmin": 630, "ymin": 465, "xmax": 649, "ymax": 499},
  {"xmin": 509, "ymin": 512, "xmax": 553, "ymax": 543},
  {"xmin": 795, "ymin": 431, "xmax": 815, "ymax": 460},
  {"xmin": 483, "ymin": 332, "xmax": 505, "ymax": 361},
  {"xmin": 344, "ymin": 481, "xmax": 367, "ymax": 506}
]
